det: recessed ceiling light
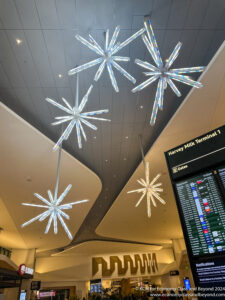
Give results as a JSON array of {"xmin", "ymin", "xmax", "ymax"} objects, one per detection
[
  {"xmin": 93, "ymin": 136, "xmax": 97, "ymax": 139},
  {"xmin": 16, "ymin": 39, "xmax": 22, "ymax": 45},
  {"xmin": 125, "ymin": 136, "xmax": 128, "ymax": 139},
  {"xmin": 140, "ymin": 105, "xmax": 143, "ymax": 109},
  {"xmin": 123, "ymin": 158, "xmax": 127, "ymax": 161},
  {"xmin": 58, "ymin": 74, "xmax": 62, "ymax": 78},
  {"xmin": 105, "ymin": 159, "xmax": 108, "ymax": 162}
]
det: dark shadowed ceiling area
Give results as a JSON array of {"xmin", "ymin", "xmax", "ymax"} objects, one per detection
[{"xmin": 0, "ymin": 0, "xmax": 225, "ymax": 249}]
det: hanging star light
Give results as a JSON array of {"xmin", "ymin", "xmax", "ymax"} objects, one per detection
[
  {"xmin": 46, "ymin": 75, "xmax": 110, "ymax": 151},
  {"xmin": 21, "ymin": 147, "xmax": 89, "ymax": 240},
  {"xmin": 132, "ymin": 19, "xmax": 205, "ymax": 125},
  {"xmin": 127, "ymin": 162, "xmax": 165, "ymax": 218},
  {"xmin": 68, "ymin": 26, "xmax": 146, "ymax": 92}
]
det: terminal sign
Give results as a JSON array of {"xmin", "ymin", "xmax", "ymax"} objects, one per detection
[
  {"xmin": 170, "ymin": 270, "xmax": 179, "ymax": 276},
  {"xmin": 18, "ymin": 264, "xmax": 34, "ymax": 276},
  {"xmin": 165, "ymin": 125, "xmax": 225, "ymax": 180},
  {"xmin": 37, "ymin": 291, "xmax": 56, "ymax": 298}
]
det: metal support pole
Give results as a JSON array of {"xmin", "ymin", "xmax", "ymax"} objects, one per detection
[
  {"xmin": 17, "ymin": 278, "xmax": 22, "ymax": 300},
  {"xmin": 75, "ymin": 73, "xmax": 79, "ymax": 109},
  {"xmin": 138, "ymin": 135, "xmax": 146, "ymax": 168},
  {"xmin": 33, "ymin": 248, "xmax": 37, "ymax": 271},
  {"xmin": 54, "ymin": 145, "xmax": 62, "ymax": 201}
]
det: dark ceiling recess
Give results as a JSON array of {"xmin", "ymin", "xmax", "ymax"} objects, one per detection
[{"xmin": 0, "ymin": 0, "xmax": 225, "ymax": 250}]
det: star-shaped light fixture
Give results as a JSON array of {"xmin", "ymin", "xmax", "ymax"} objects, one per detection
[
  {"xmin": 22, "ymin": 147, "xmax": 89, "ymax": 240},
  {"xmin": 132, "ymin": 19, "xmax": 205, "ymax": 125},
  {"xmin": 68, "ymin": 26, "xmax": 146, "ymax": 92},
  {"xmin": 46, "ymin": 75, "xmax": 110, "ymax": 150},
  {"xmin": 127, "ymin": 162, "xmax": 165, "ymax": 218}
]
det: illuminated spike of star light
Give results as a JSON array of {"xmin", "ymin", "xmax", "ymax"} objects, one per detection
[
  {"xmin": 46, "ymin": 74, "xmax": 110, "ymax": 151},
  {"xmin": 68, "ymin": 26, "xmax": 146, "ymax": 92},
  {"xmin": 132, "ymin": 19, "xmax": 205, "ymax": 125},
  {"xmin": 21, "ymin": 147, "xmax": 89, "ymax": 240},
  {"xmin": 127, "ymin": 162, "xmax": 166, "ymax": 218}
]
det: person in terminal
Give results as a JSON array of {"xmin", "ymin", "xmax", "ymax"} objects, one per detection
[
  {"xmin": 169, "ymin": 289, "xmax": 176, "ymax": 299},
  {"xmin": 177, "ymin": 288, "xmax": 183, "ymax": 299},
  {"xmin": 161, "ymin": 290, "xmax": 168, "ymax": 300}
]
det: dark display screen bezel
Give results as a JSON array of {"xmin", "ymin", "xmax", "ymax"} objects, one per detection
[{"xmin": 165, "ymin": 125, "xmax": 225, "ymax": 289}]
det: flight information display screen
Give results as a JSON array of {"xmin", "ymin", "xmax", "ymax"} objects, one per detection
[{"xmin": 176, "ymin": 170, "xmax": 225, "ymax": 256}]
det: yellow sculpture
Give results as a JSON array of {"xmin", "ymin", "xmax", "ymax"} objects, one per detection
[{"xmin": 92, "ymin": 253, "xmax": 158, "ymax": 277}]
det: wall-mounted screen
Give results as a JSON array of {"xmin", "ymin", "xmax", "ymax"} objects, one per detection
[
  {"xmin": 175, "ymin": 169, "xmax": 225, "ymax": 257},
  {"xmin": 90, "ymin": 283, "xmax": 102, "ymax": 294},
  {"xmin": 184, "ymin": 278, "xmax": 191, "ymax": 290},
  {"xmin": 19, "ymin": 291, "xmax": 26, "ymax": 300},
  {"xmin": 165, "ymin": 125, "xmax": 225, "ymax": 290},
  {"xmin": 90, "ymin": 279, "xmax": 102, "ymax": 294}
]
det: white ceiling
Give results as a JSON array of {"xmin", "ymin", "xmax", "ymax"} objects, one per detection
[
  {"xmin": 0, "ymin": 1, "xmax": 224, "ymax": 283},
  {"xmin": 1, "ymin": 0, "xmax": 225, "ymax": 247},
  {"xmin": 54, "ymin": 241, "xmax": 163, "ymax": 257}
]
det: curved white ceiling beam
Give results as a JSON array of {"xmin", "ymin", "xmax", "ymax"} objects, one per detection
[{"xmin": 53, "ymin": 240, "xmax": 163, "ymax": 257}]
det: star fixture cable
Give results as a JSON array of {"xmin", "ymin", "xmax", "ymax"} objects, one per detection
[
  {"xmin": 132, "ymin": 19, "xmax": 205, "ymax": 125},
  {"xmin": 68, "ymin": 26, "xmax": 146, "ymax": 92},
  {"xmin": 21, "ymin": 146, "xmax": 89, "ymax": 240},
  {"xmin": 46, "ymin": 74, "xmax": 110, "ymax": 151},
  {"xmin": 127, "ymin": 161, "xmax": 166, "ymax": 218}
]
